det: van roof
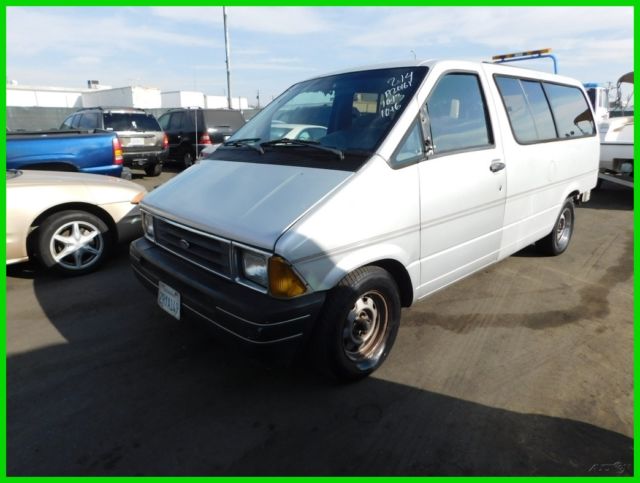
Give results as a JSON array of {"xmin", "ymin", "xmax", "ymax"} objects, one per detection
[{"xmin": 303, "ymin": 59, "xmax": 584, "ymax": 88}]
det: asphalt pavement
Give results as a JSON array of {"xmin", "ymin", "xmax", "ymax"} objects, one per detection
[{"xmin": 6, "ymin": 171, "xmax": 633, "ymax": 476}]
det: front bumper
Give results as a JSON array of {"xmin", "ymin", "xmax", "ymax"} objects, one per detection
[
  {"xmin": 130, "ymin": 237, "xmax": 326, "ymax": 353},
  {"xmin": 116, "ymin": 207, "xmax": 143, "ymax": 243}
]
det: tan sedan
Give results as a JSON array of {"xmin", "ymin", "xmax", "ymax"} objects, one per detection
[{"xmin": 7, "ymin": 169, "xmax": 146, "ymax": 275}]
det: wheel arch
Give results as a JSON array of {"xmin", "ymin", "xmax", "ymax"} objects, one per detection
[
  {"xmin": 27, "ymin": 203, "xmax": 118, "ymax": 255},
  {"xmin": 367, "ymin": 259, "xmax": 414, "ymax": 308}
]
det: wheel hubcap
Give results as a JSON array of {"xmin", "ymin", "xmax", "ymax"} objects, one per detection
[
  {"xmin": 555, "ymin": 207, "xmax": 573, "ymax": 250},
  {"xmin": 342, "ymin": 290, "xmax": 389, "ymax": 365},
  {"xmin": 49, "ymin": 221, "xmax": 104, "ymax": 270}
]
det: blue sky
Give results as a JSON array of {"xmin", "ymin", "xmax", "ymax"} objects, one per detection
[{"xmin": 7, "ymin": 7, "xmax": 634, "ymax": 106}]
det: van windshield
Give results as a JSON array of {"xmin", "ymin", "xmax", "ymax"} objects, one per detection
[{"xmin": 223, "ymin": 67, "xmax": 428, "ymax": 157}]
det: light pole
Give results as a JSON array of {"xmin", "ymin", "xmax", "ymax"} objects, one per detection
[{"xmin": 223, "ymin": 6, "xmax": 232, "ymax": 109}]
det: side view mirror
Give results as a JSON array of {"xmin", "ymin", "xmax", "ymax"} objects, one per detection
[{"xmin": 424, "ymin": 137, "xmax": 435, "ymax": 157}]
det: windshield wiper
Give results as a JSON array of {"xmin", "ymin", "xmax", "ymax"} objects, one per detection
[
  {"xmin": 260, "ymin": 138, "xmax": 344, "ymax": 160},
  {"xmin": 223, "ymin": 138, "xmax": 264, "ymax": 154}
]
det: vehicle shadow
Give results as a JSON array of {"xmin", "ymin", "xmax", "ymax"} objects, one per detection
[
  {"xmin": 583, "ymin": 182, "xmax": 633, "ymax": 211},
  {"xmin": 6, "ymin": 248, "xmax": 633, "ymax": 476}
]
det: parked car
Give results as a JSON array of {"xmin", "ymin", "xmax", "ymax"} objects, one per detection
[
  {"xmin": 7, "ymin": 169, "xmax": 146, "ymax": 275},
  {"xmin": 7, "ymin": 130, "xmax": 123, "ymax": 177},
  {"xmin": 61, "ymin": 107, "xmax": 167, "ymax": 177},
  {"xmin": 269, "ymin": 123, "xmax": 327, "ymax": 141},
  {"xmin": 131, "ymin": 60, "xmax": 598, "ymax": 380},
  {"xmin": 157, "ymin": 108, "xmax": 246, "ymax": 168}
]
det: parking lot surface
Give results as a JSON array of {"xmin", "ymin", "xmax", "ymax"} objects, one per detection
[{"xmin": 7, "ymin": 173, "xmax": 633, "ymax": 476}]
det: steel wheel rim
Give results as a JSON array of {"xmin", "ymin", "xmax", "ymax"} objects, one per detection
[
  {"xmin": 49, "ymin": 221, "xmax": 104, "ymax": 270},
  {"xmin": 342, "ymin": 290, "xmax": 389, "ymax": 366},
  {"xmin": 555, "ymin": 207, "xmax": 573, "ymax": 250}
]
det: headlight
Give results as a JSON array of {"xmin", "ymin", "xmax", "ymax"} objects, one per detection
[
  {"xmin": 142, "ymin": 211, "xmax": 155, "ymax": 241},
  {"xmin": 240, "ymin": 249, "xmax": 269, "ymax": 287}
]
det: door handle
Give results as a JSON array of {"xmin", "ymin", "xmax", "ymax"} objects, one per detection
[{"xmin": 490, "ymin": 160, "xmax": 506, "ymax": 173}]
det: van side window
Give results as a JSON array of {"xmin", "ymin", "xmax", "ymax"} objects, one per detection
[
  {"xmin": 426, "ymin": 73, "xmax": 492, "ymax": 154},
  {"xmin": 391, "ymin": 120, "xmax": 424, "ymax": 167},
  {"xmin": 495, "ymin": 76, "xmax": 556, "ymax": 142},
  {"xmin": 543, "ymin": 83, "xmax": 596, "ymax": 138}
]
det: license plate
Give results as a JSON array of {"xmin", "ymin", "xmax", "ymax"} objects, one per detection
[
  {"xmin": 158, "ymin": 281, "xmax": 181, "ymax": 320},
  {"xmin": 128, "ymin": 137, "xmax": 145, "ymax": 146}
]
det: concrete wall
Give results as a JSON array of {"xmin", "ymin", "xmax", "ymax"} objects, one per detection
[{"xmin": 7, "ymin": 106, "xmax": 76, "ymax": 131}]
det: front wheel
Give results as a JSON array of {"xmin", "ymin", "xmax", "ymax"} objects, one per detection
[
  {"xmin": 36, "ymin": 210, "xmax": 112, "ymax": 275},
  {"xmin": 312, "ymin": 266, "xmax": 401, "ymax": 381},
  {"xmin": 536, "ymin": 198, "xmax": 575, "ymax": 256}
]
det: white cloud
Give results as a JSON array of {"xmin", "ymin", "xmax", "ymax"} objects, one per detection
[
  {"xmin": 347, "ymin": 7, "xmax": 633, "ymax": 53},
  {"xmin": 7, "ymin": 7, "xmax": 213, "ymax": 59},
  {"xmin": 150, "ymin": 7, "xmax": 330, "ymax": 35}
]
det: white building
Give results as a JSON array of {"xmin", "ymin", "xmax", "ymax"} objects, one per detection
[
  {"xmin": 206, "ymin": 95, "xmax": 249, "ymax": 110},
  {"xmin": 161, "ymin": 90, "xmax": 206, "ymax": 109},
  {"xmin": 7, "ymin": 82, "xmax": 250, "ymax": 110},
  {"xmin": 82, "ymin": 86, "xmax": 162, "ymax": 109},
  {"xmin": 7, "ymin": 84, "xmax": 85, "ymax": 108}
]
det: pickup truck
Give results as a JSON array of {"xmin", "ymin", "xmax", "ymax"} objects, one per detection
[{"xmin": 7, "ymin": 130, "xmax": 124, "ymax": 177}]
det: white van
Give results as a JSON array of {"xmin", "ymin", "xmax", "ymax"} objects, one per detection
[{"xmin": 131, "ymin": 60, "xmax": 598, "ymax": 380}]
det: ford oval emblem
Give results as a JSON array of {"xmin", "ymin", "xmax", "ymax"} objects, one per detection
[{"xmin": 179, "ymin": 239, "xmax": 190, "ymax": 250}]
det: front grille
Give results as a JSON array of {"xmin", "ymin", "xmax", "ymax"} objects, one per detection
[{"xmin": 154, "ymin": 218, "xmax": 232, "ymax": 278}]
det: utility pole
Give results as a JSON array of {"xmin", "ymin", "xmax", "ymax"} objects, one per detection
[
  {"xmin": 256, "ymin": 89, "xmax": 260, "ymax": 108},
  {"xmin": 223, "ymin": 6, "xmax": 232, "ymax": 109}
]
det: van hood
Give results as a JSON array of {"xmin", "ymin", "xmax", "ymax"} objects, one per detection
[{"xmin": 141, "ymin": 159, "xmax": 353, "ymax": 250}]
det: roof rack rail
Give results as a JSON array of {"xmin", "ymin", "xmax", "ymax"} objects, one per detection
[{"xmin": 491, "ymin": 48, "xmax": 558, "ymax": 74}]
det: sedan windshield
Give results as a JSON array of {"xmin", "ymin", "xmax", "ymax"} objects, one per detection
[{"xmin": 225, "ymin": 66, "xmax": 428, "ymax": 156}]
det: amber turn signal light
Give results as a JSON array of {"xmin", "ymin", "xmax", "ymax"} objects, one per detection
[{"xmin": 269, "ymin": 256, "xmax": 307, "ymax": 298}]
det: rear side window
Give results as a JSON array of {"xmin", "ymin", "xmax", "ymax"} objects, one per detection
[
  {"xmin": 543, "ymin": 83, "xmax": 596, "ymax": 138},
  {"xmin": 158, "ymin": 114, "xmax": 170, "ymax": 130},
  {"xmin": 70, "ymin": 114, "xmax": 81, "ymax": 129},
  {"xmin": 495, "ymin": 75, "xmax": 595, "ymax": 143},
  {"xmin": 103, "ymin": 113, "xmax": 161, "ymax": 132},
  {"xmin": 426, "ymin": 73, "xmax": 492, "ymax": 154},
  {"xmin": 78, "ymin": 112, "xmax": 99, "ymax": 129},
  {"xmin": 495, "ymin": 76, "xmax": 556, "ymax": 142},
  {"xmin": 61, "ymin": 116, "xmax": 74, "ymax": 129},
  {"xmin": 168, "ymin": 112, "xmax": 184, "ymax": 130}
]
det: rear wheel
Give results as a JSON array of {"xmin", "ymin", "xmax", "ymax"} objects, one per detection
[
  {"xmin": 312, "ymin": 266, "xmax": 401, "ymax": 381},
  {"xmin": 537, "ymin": 198, "xmax": 575, "ymax": 256},
  {"xmin": 144, "ymin": 163, "xmax": 162, "ymax": 177},
  {"xmin": 183, "ymin": 150, "xmax": 194, "ymax": 169},
  {"xmin": 36, "ymin": 210, "xmax": 112, "ymax": 275}
]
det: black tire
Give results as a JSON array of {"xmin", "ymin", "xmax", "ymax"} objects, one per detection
[
  {"xmin": 311, "ymin": 266, "xmax": 401, "ymax": 381},
  {"xmin": 536, "ymin": 198, "xmax": 575, "ymax": 256},
  {"xmin": 183, "ymin": 150, "xmax": 194, "ymax": 169},
  {"xmin": 36, "ymin": 210, "xmax": 112, "ymax": 276},
  {"xmin": 144, "ymin": 162, "xmax": 162, "ymax": 177}
]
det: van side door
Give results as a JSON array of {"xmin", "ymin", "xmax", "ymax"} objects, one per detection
[{"xmin": 416, "ymin": 70, "xmax": 507, "ymax": 298}]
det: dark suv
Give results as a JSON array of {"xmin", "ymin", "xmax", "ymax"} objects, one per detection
[
  {"xmin": 61, "ymin": 107, "xmax": 168, "ymax": 176},
  {"xmin": 157, "ymin": 108, "xmax": 245, "ymax": 168}
]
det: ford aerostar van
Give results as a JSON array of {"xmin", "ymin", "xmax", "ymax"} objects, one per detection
[{"xmin": 130, "ymin": 60, "xmax": 599, "ymax": 380}]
